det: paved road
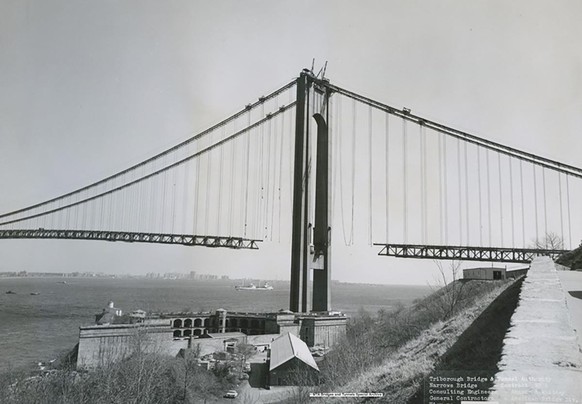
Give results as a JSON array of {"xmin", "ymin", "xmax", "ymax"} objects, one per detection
[{"xmin": 557, "ymin": 269, "xmax": 582, "ymax": 352}]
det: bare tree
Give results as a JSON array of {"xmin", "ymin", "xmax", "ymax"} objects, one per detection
[
  {"xmin": 430, "ymin": 260, "xmax": 466, "ymax": 320},
  {"xmin": 532, "ymin": 232, "xmax": 565, "ymax": 250}
]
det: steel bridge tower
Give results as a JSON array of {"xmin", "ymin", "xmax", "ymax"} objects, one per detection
[{"xmin": 289, "ymin": 71, "xmax": 332, "ymax": 313}]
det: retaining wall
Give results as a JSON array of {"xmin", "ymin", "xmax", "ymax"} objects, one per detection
[{"xmin": 489, "ymin": 256, "xmax": 582, "ymax": 403}]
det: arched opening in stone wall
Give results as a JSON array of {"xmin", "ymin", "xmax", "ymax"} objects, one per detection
[
  {"xmin": 173, "ymin": 330, "xmax": 182, "ymax": 338},
  {"xmin": 194, "ymin": 318, "xmax": 202, "ymax": 327},
  {"xmin": 184, "ymin": 319, "xmax": 192, "ymax": 328},
  {"xmin": 173, "ymin": 319, "xmax": 182, "ymax": 328}
]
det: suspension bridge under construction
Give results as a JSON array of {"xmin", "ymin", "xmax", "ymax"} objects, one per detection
[{"xmin": 1, "ymin": 69, "xmax": 580, "ymax": 313}]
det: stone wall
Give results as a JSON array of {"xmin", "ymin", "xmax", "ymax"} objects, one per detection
[
  {"xmin": 77, "ymin": 324, "xmax": 187, "ymax": 369},
  {"xmin": 489, "ymin": 257, "xmax": 582, "ymax": 402}
]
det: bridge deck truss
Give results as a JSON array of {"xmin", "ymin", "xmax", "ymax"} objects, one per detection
[
  {"xmin": 375, "ymin": 243, "xmax": 567, "ymax": 263},
  {"xmin": 0, "ymin": 229, "xmax": 260, "ymax": 249}
]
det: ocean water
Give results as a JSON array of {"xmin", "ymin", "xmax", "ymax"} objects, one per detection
[{"xmin": 0, "ymin": 277, "xmax": 430, "ymax": 372}]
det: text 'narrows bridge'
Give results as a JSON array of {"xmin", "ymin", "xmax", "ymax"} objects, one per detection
[{"xmin": 1, "ymin": 69, "xmax": 580, "ymax": 311}]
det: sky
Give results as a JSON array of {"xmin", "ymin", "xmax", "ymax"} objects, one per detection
[{"xmin": 0, "ymin": 0, "xmax": 581, "ymax": 286}]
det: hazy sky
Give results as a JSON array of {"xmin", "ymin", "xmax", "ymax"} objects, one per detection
[{"xmin": 1, "ymin": 1, "xmax": 581, "ymax": 285}]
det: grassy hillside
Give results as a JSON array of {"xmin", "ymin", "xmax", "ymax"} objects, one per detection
[
  {"xmin": 288, "ymin": 278, "xmax": 521, "ymax": 403},
  {"xmin": 557, "ymin": 245, "xmax": 582, "ymax": 269}
]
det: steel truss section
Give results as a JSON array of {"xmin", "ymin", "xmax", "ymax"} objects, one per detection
[
  {"xmin": 374, "ymin": 243, "xmax": 567, "ymax": 263},
  {"xmin": 0, "ymin": 229, "xmax": 260, "ymax": 250}
]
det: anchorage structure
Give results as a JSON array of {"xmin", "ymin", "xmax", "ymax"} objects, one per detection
[{"xmin": 289, "ymin": 71, "xmax": 332, "ymax": 313}]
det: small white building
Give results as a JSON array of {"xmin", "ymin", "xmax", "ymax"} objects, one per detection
[
  {"xmin": 268, "ymin": 332, "xmax": 319, "ymax": 386},
  {"xmin": 463, "ymin": 267, "xmax": 506, "ymax": 280}
]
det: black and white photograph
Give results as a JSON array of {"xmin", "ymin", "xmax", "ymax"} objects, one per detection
[{"xmin": 1, "ymin": 1, "xmax": 581, "ymax": 403}]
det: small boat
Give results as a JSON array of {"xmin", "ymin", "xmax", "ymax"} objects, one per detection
[
  {"xmin": 30, "ymin": 292, "xmax": 40, "ymax": 296},
  {"xmin": 58, "ymin": 281, "xmax": 68, "ymax": 285},
  {"xmin": 235, "ymin": 282, "xmax": 273, "ymax": 291},
  {"xmin": 6, "ymin": 290, "xmax": 16, "ymax": 294}
]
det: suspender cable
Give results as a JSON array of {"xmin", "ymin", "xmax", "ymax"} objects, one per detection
[
  {"xmin": 330, "ymin": 97, "xmax": 337, "ymax": 231},
  {"xmin": 99, "ymin": 183, "xmax": 105, "ymax": 231},
  {"xmin": 420, "ymin": 124, "xmax": 425, "ymax": 244},
  {"xmin": 350, "ymin": 98, "xmax": 356, "ymax": 245},
  {"xmin": 385, "ymin": 112, "xmax": 390, "ymax": 243},
  {"xmin": 229, "ymin": 121, "xmax": 236, "ymax": 235},
  {"xmin": 2, "ymin": 102, "xmax": 294, "ymax": 229},
  {"xmin": 338, "ymin": 96, "xmax": 350, "ymax": 245},
  {"xmin": 520, "ymin": 160, "xmax": 526, "ymax": 248},
  {"xmin": 442, "ymin": 136, "xmax": 449, "ymax": 244},
  {"xmin": 277, "ymin": 112, "xmax": 285, "ymax": 242},
  {"xmin": 164, "ymin": 158, "xmax": 171, "ymax": 233},
  {"xmin": 182, "ymin": 159, "xmax": 190, "ymax": 235},
  {"xmin": 193, "ymin": 153, "xmax": 201, "ymax": 234},
  {"xmin": 258, "ymin": 104, "xmax": 265, "ymax": 238},
  {"xmin": 498, "ymin": 152, "xmax": 504, "ymax": 246},
  {"xmin": 265, "ymin": 117, "xmax": 272, "ymax": 239},
  {"xmin": 464, "ymin": 141, "xmax": 470, "ymax": 245},
  {"xmin": 558, "ymin": 173, "xmax": 564, "ymax": 245},
  {"xmin": 402, "ymin": 118, "xmax": 408, "ymax": 243},
  {"xmin": 270, "ymin": 117, "xmax": 278, "ymax": 241},
  {"xmin": 477, "ymin": 146, "xmax": 483, "ymax": 246},
  {"xmin": 368, "ymin": 105, "xmax": 373, "ymax": 246},
  {"xmin": 438, "ymin": 133, "xmax": 446, "ymax": 244},
  {"xmin": 566, "ymin": 174, "xmax": 572, "ymax": 249},
  {"xmin": 217, "ymin": 126, "xmax": 225, "ymax": 234},
  {"xmin": 457, "ymin": 137, "xmax": 462, "ymax": 244},
  {"xmin": 533, "ymin": 164, "xmax": 539, "ymax": 242},
  {"xmin": 542, "ymin": 167, "xmax": 548, "ymax": 237},
  {"xmin": 171, "ymin": 166, "xmax": 177, "ymax": 234},
  {"xmin": 243, "ymin": 113, "xmax": 251, "ymax": 237},
  {"xmin": 509, "ymin": 156, "xmax": 515, "ymax": 247},
  {"xmin": 486, "ymin": 149, "xmax": 492, "ymax": 246}
]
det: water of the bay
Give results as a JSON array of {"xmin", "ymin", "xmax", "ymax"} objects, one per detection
[{"xmin": 0, "ymin": 277, "xmax": 430, "ymax": 372}]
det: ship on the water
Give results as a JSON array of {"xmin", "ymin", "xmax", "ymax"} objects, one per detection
[{"xmin": 234, "ymin": 282, "xmax": 273, "ymax": 291}]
